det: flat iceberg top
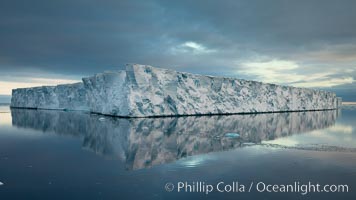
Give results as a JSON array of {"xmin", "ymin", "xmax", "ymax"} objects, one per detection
[{"xmin": 11, "ymin": 63, "xmax": 341, "ymax": 117}]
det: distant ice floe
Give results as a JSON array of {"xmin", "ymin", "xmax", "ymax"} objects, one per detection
[{"xmin": 224, "ymin": 133, "xmax": 240, "ymax": 138}]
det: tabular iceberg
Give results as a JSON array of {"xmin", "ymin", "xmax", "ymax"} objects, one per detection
[
  {"xmin": 11, "ymin": 64, "xmax": 341, "ymax": 117},
  {"xmin": 11, "ymin": 82, "xmax": 88, "ymax": 111}
]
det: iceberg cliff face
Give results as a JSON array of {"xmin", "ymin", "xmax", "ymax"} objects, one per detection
[
  {"xmin": 11, "ymin": 64, "xmax": 341, "ymax": 117},
  {"xmin": 11, "ymin": 82, "xmax": 88, "ymax": 111},
  {"xmin": 83, "ymin": 64, "xmax": 340, "ymax": 117},
  {"xmin": 82, "ymin": 71, "xmax": 129, "ymax": 115}
]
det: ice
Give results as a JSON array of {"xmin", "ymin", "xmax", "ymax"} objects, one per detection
[
  {"xmin": 82, "ymin": 64, "xmax": 341, "ymax": 117},
  {"xmin": 11, "ymin": 64, "xmax": 341, "ymax": 117},
  {"xmin": 224, "ymin": 133, "xmax": 240, "ymax": 138},
  {"xmin": 82, "ymin": 70, "xmax": 128, "ymax": 116},
  {"xmin": 11, "ymin": 82, "xmax": 89, "ymax": 111}
]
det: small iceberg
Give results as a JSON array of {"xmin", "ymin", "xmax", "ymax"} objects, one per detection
[
  {"xmin": 242, "ymin": 142, "xmax": 255, "ymax": 146},
  {"xmin": 224, "ymin": 132, "xmax": 240, "ymax": 138},
  {"xmin": 98, "ymin": 117, "xmax": 106, "ymax": 121},
  {"xmin": 0, "ymin": 181, "xmax": 4, "ymax": 186}
]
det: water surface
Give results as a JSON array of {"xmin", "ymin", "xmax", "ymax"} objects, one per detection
[{"xmin": 0, "ymin": 105, "xmax": 355, "ymax": 199}]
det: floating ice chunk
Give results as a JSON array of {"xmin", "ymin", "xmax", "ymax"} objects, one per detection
[
  {"xmin": 213, "ymin": 135, "xmax": 222, "ymax": 140},
  {"xmin": 224, "ymin": 132, "xmax": 240, "ymax": 138},
  {"xmin": 0, "ymin": 181, "xmax": 4, "ymax": 186},
  {"xmin": 242, "ymin": 142, "xmax": 256, "ymax": 146},
  {"xmin": 98, "ymin": 117, "xmax": 106, "ymax": 121}
]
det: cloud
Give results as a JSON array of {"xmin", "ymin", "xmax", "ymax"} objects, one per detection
[
  {"xmin": 0, "ymin": 77, "xmax": 79, "ymax": 95},
  {"xmin": 238, "ymin": 59, "xmax": 354, "ymax": 88},
  {"xmin": 0, "ymin": 0, "xmax": 356, "ymax": 100},
  {"xmin": 239, "ymin": 60, "xmax": 301, "ymax": 83},
  {"xmin": 293, "ymin": 77, "xmax": 354, "ymax": 88},
  {"xmin": 170, "ymin": 41, "xmax": 216, "ymax": 55}
]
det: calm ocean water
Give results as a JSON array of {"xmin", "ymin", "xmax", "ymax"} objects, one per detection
[{"xmin": 0, "ymin": 105, "xmax": 356, "ymax": 200}]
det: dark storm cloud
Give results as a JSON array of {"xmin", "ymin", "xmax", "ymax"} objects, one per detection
[
  {"xmin": 0, "ymin": 0, "xmax": 167, "ymax": 74},
  {"xmin": 0, "ymin": 0, "xmax": 355, "ymax": 99}
]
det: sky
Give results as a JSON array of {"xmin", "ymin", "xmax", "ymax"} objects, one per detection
[{"xmin": 0, "ymin": 0, "xmax": 355, "ymax": 102}]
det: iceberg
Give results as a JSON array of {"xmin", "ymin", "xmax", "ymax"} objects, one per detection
[
  {"xmin": 11, "ymin": 82, "xmax": 88, "ymax": 111},
  {"xmin": 224, "ymin": 133, "xmax": 240, "ymax": 138},
  {"xmin": 11, "ymin": 64, "xmax": 342, "ymax": 117}
]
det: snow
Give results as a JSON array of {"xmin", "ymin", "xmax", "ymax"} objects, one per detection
[{"xmin": 11, "ymin": 64, "xmax": 341, "ymax": 117}]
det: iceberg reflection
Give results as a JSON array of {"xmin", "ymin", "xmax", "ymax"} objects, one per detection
[{"xmin": 11, "ymin": 109, "xmax": 338, "ymax": 170}]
